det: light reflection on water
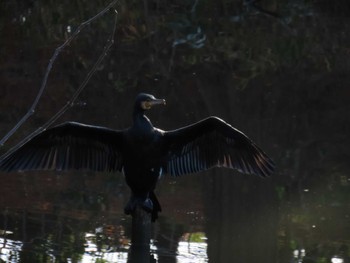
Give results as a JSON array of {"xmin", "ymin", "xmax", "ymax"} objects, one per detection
[
  {"xmin": 81, "ymin": 251, "xmax": 128, "ymax": 263},
  {"xmin": 291, "ymin": 249, "xmax": 346, "ymax": 263},
  {"xmin": 0, "ymin": 237, "xmax": 22, "ymax": 262},
  {"xmin": 0, "ymin": 233, "xmax": 208, "ymax": 263},
  {"xmin": 0, "ymin": 166, "xmax": 349, "ymax": 263},
  {"xmin": 177, "ymin": 241, "xmax": 208, "ymax": 263},
  {"xmin": 331, "ymin": 257, "xmax": 344, "ymax": 263},
  {"xmin": 83, "ymin": 232, "xmax": 128, "ymax": 263}
]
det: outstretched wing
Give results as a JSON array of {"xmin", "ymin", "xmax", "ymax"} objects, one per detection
[
  {"xmin": 163, "ymin": 117, "xmax": 275, "ymax": 177},
  {"xmin": 0, "ymin": 122, "xmax": 124, "ymax": 172}
]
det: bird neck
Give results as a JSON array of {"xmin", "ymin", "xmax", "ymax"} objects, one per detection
[{"xmin": 132, "ymin": 110, "xmax": 153, "ymax": 131}]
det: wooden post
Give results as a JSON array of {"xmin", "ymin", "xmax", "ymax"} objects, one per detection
[{"xmin": 127, "ymin": 205, "xmax": 152, "ymax": 263}]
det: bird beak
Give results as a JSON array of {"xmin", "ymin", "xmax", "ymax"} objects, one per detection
[{"xmin": 150, "ymin": 98, "xmax": 166, "ymax": 106}]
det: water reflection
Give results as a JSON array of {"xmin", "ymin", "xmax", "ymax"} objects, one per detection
[
  {"xmin": 0, "ymin": 227, "xmax": 208, "ymax": 263},
  {"xmin": 1, "ymin": 161, "xmax": 349, "ymax": 263},
  {"xmin": 177, "ymin": 241, "xmax": 208, "ymax": 262},
  {"xmin": 0, "ymin": 171, "xmax": 209, "ymax": 262},
  {"xmin": 331, "ymin": 257, "xmax": 344, "ymax": 263},
  {"xmin": 0, "ymin": 237, "xmax": 22, "ymax": 262}
]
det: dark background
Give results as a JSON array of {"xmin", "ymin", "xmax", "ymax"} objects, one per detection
[{"xmin": 0, "ymin": 0, "xmax": 350, "ymax": 262}]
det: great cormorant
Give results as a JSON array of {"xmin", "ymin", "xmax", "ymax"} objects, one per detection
[{"xmin": 0, "ymin": 93, "xmax": 275, "ymax": 221}]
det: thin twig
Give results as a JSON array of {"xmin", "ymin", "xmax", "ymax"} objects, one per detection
[
  {"xmin": 0, "ymin": 0, "xmax": 118, "ymax": 147},
  {"xmin": 44, "ymin": 12, "xmax": 118, "ymax": 129},
  {"xmin": 0, "ymin": 4, "xmax": 118, "ymax": 162}
]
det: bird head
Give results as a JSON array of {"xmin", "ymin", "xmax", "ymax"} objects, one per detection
[{"xmin": 135, "ymin": 93, "xmax": 166, "ymax": 111}]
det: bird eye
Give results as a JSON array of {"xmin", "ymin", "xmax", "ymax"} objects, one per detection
[{"xmin": 141, "ymin": 101, "xmax": 152, "ymax": 110}]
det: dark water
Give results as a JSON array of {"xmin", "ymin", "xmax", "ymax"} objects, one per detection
[
  {"xmin": 1, "ymin": 0, "xmax": 350, "ymax": 262},
  {"xmin": 1, "ymin": 157, "xmax": 348, "ymax": 263}
]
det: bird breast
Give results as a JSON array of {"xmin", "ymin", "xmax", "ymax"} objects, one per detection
[{"xmin": 124, "ymin": 129, "xmax": 163, "ymax": 165}]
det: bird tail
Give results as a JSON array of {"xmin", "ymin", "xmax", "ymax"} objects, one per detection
[{"xmin": 149, "ymin": 191, "xmax": 162, "ymax": 222}]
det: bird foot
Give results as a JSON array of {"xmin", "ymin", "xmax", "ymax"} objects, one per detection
[{"xmin": 124, "ymin": 197, "xmax": 154, "ymax": 215}]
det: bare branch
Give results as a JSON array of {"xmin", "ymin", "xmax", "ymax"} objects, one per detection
[
  {"xmin": 0, "ymin": 3, "xmax": 118, "ymax": 162},
  {"xmin": 0, "ymin": 0, "xmax": 118, "ymax": 147}
]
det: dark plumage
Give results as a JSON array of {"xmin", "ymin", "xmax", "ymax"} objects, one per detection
[{"xmin": 0, "ymin": 93, "xmax": 275, "ymax": 221}]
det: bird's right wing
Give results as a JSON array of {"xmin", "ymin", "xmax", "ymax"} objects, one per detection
[{"xmin": 0, "ymin": 122, "xmax": 124, "ymax": 172}]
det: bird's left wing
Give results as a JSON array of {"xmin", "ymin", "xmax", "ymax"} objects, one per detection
[
  {"xmin": 0, "ymin": 122, "xmax": 124, "ymax": 172},
  {"xmin": 162, "ymin": 117, "xmax": 275, "ymax": 177}
]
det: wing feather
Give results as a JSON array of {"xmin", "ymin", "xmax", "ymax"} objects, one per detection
[
  {"xmin": 163, "ymin": 116, "xmax": 275, "ymax": 177},
  {"xmin": 0, "ymin": 122, "xmax": 124, "ymax": 172}
]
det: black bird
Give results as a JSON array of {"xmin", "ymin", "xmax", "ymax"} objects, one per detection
[{"xmin": 0, "ymin": 93, "xmax": 274, "ymax": 221}]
